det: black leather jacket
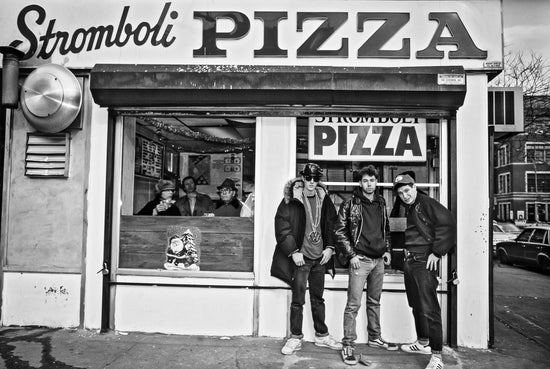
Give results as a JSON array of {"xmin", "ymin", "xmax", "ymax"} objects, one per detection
[
  {"xmin": 334, "ymin": 189, "xmax": 391, "ymax": 260},
  {"xmin": 405, "ymin": 192, "xmax": 456, "ymax": 257}
]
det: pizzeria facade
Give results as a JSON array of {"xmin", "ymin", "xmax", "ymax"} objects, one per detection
[{"xmin": 0, "ymin": 0, "xmax": 502, "ymax": 348}]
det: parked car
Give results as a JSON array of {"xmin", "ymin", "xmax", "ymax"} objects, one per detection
[
  {"xmin": 493, "ymin": 221, "xmax": 521, "ymax": 247},
  {"xmin": 495, "ymin": 225, "xmax": 550, "ymax": 273}
]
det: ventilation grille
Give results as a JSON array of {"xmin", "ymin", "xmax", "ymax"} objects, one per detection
[{"xmin": 25, "ymin": 133, "xmax": 70, "ymax": 177}]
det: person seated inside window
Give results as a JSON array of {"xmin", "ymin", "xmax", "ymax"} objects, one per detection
[
  {"xmin": 137, "ymin": 179, "xmax": 181, "ymax": 216},
  {"xmin": 175, "ymin": 176, "xmax": 214, "ymax": 216},
  {"xmin": 213, "ymin": 178, "xmax": 242, "ymax": 217}
]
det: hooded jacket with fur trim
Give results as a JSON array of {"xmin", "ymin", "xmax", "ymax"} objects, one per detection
[{"xmin": 270, "ymin": 177, "xmax": 337, "ymax": 285}]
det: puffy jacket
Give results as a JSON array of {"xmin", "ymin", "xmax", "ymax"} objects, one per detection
[
  {"xmin": 334, "ymin": 188, "xmax": 391, "ymax": 261},
  {"xmin": 270, "ymin": 177, "xmax": 337, "ymax": 285}
]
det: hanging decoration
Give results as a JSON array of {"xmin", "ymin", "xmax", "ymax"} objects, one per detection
[{"xmin": 142, "ymin": 117, "xmax": 254, "ymax": 146}]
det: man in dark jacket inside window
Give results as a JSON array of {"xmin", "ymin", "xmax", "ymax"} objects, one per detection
[
  {"xmin": 271, "ymin": 163, "xmax": 341, "ymax": 355},
  {"xmin": 334, "ymin": 165, "xmax": 397, "ymax": 365},
  {"xmin": 394, "ymin": 174, "xmax": 456, "ymax": 369}
]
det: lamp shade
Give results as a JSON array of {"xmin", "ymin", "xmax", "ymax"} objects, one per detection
[{"xmin": 20, "ymin": 64, "xmax": 82, "ymax": 133}]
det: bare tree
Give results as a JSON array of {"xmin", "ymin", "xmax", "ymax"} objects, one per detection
[{"xmin": 491, "ymin": 50, "xmax": 549, "ymax": 94}]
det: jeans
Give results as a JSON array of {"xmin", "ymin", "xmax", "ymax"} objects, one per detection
[
  {"xmin": 342, "ymin": 256, "xmax": 384, "ymax": 347},
  {"xmin": 290, "ymin": 257, "xmax": 328, "ymax": 338},
  {"xmin": 403, "ymin": 257, "xmax": 442, "ymax": 351}
]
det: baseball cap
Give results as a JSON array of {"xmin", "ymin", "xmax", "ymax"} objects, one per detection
[{"xmin": 393, "ymin": 174, "xmax": 415, "ymax": 189}]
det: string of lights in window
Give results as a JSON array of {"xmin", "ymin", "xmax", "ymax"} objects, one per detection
[{"xmin": 142, "ymin": 117, "xmax": 255, "ymax": 153}]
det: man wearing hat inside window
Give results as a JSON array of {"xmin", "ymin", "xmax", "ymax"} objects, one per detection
[
  {"xmin": 213, "ymin": 178, "xmax": 242, "ymax": 217},
  {"xmin": 271, "ymin": 163, "xmax": 341, "ymax": 355},
  {"xmin": 393, "ymin": 174, "xmax": 456, "ymax": 369}
]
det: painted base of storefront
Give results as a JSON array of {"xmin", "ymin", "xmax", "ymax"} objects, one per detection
[
  {"xmin": 112, "ymin": 285, "xmax": 255, "ymax": 336},
  {"xmin": 110, "ymin": 279, "xmax": 447, "ymax": 344},
  {"xmin": 1, "ymin": 272, "xmax": 81, "ymax": 327}
]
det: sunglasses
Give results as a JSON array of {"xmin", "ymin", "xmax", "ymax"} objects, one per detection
[{"xmin": 304, "ymin": 175, "xmax": 321, "ymax": 182}]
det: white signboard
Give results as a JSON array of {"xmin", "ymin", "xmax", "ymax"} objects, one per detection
[
  {"xmin": 308, "ymin": 117, "xmax": 427, "ymax": 162},
  {"xmin": 0, "ymin": 0, "xmax": 502, "ymax": 70}
]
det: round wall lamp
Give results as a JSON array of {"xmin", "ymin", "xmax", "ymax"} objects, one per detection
[{"xmin": 20, "ymin": 64, "xmax": 82, "ymax": 133}]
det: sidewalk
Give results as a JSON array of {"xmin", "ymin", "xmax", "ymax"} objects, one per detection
[{"xmin": 0, "ymin": 318, "xmax": 549, "ymax": 369}]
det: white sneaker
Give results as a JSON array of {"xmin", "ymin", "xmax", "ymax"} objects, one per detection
[
  {"xmin": 368, "ymin": 338, "xmax": 398, "ymax": 351},
  {"xmin": 401, "ymin": 341, "xmax": 432, "ymax": 355},
  {"xmin": 425, "ymin": 355, "xmax": 444, "ymax": 369},
  {"xmin": 314, "ymin": 335, "xmax": 343, "ymax": 350},
  {"xmin": 281, "ymin": 337, "xmax": 302, "ymax": 355}
]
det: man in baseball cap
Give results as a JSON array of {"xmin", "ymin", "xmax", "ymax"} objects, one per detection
[
  {"xmin": 393, "ymin": 173, "xmax": 415, "ymax": 189},
  {"xmin": 393, "ymin": 173, "xmax": 456, "ymax": 369}
]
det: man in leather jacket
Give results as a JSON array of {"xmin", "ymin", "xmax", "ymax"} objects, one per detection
[
  {"xmin": 394, "ymin": 174, "xmax": 456, "ymax": 369},
  {"xmin": 334, "ymin": 165, "xmax": 395, "ymax": 365}
]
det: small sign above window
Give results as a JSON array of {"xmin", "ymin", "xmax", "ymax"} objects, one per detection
[{"xmin": 437, "ymin": 73, "xmax": 465, "ymax": 85}]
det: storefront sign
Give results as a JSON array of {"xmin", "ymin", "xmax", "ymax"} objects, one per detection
[
  {"xmin": 0, "ymin": 0, "xmax": 502, "ymax": 69},
  {"xmin": 308, "ymin": 117, "xmax": 427, "ymax": 162}
]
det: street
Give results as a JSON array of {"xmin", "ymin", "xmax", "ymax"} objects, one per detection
[{"xmin": 493, "ymin": 261, "xmax": 550, "ymax": 359}]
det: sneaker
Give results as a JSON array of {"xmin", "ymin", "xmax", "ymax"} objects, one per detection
[
  {"xmin": 401, "ymin": 341, "xmax": 432, "ymax": 355},
  {"xmin": 368, "ymin": 338, "xmax": 398, "ymax": 351},
  {"xmin": 341, "ymin": 345, "xmax": 358, "ymax": 365},
  {"xmin": 425, "ymin": 355, "xmax": 444, "ymax": 369},
  {"xmin": 314, "ymin": 335, "xmax": 343, "ymax": 350},
  {"xmin": 281, "ymin": 337, "xmax": 302, "ymax": 355}
]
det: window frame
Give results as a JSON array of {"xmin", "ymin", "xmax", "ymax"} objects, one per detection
[
  {"xmin": 525, "ymin": 171, "xmax": 550, "ymax": 193},
  {"xmin": 498, "ymin": 172, "xmax": 511, "ymax": 194},
  {"xmin": 295, "ymin": 117, "xmax": 450, "ymax": 283},
  {"xmin": 111, "ymin": 114, "xmax": 257, "ymax": 280},
  {"xmin": 496, "ymin": 144, "xmax": 509, "ymax": 167},
  {"xmin": 525, "ymin": 142, "xmax": 550, "ymax": 163}
]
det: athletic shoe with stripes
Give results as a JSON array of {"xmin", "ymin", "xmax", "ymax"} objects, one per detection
[
  {"xmin": 425, "ymin": 355, "xmax": 444, "ymax": 369},
  {"xmin": 400, "ymin": 341, "xmax": 432, "ymax": 355},
  {"xmin": 368, "ymin": 338, "xmax": 398, "ymax": 351}
]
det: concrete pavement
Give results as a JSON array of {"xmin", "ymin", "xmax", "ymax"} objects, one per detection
[
  {"xmin": 1, "ymin": 263, "xmax": 548, "ymax": 368},
  {"xmin": 0, "ymin": 318, "xmax": 549, "ymax": 369}
]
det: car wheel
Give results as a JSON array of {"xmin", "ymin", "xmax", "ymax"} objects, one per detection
[
  {"xmin": 538, "ymin": 258, "xmax": 550, "ymax": 274},
  {"xmin": 497, "ymin": 250, "xmax": 509, "ymax": 265}
]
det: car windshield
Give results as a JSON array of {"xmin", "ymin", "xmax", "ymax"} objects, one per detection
[{"xmin": 500, "ymin": 223, "xmax": 520, "ymax": 233}]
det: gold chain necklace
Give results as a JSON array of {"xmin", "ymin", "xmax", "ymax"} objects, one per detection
[{"xmin": 303, "ymin": 190, "xmax": 322, "ymax": 244}]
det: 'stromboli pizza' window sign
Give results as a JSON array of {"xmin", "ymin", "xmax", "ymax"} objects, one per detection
[{"xmin": 308, "ymin": 117, "xmax": 427, "ymax": 162}]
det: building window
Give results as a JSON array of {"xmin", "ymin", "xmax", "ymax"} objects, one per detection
[
  {"xmin": 497, "ymin": 202, "xmax": 511, "ymax": 221},
  {"xmin": 525, "ymin": 142, "xmax": 550, "ymax": 163},
  {"xmin": 526, "ymin": 202, "xmax": 550, "ymax": 222},
  {"xmin": 296, "ymin": 116, "xmax": 444, "ymax": 273},
  {"xmin": 526, "ymin": 172, "xmax": 550, "ymax": 193},
  {"xmin": 118, "ymin": 116, "xmax": 256, "ymax": 274},
  {"xmin": 498, "ymin": 173, "xmax": 511, "ymax": 194},
  {"xmin": 496, "ymin": 145, "xmax": 509, "ymax": 167}
]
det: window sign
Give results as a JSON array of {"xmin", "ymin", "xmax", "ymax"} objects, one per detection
[
  {"xmin": 135, "ymin": 135, "xmax": 163, "ymax": 178},
  {"xmin": 308, "ymin": 117, "xmax": 427, "ymax": 162}
]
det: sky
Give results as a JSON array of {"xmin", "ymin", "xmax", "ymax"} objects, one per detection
[{"xmin": 503, "ymin": 0, "xmax": 550, "ymax": 61}]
